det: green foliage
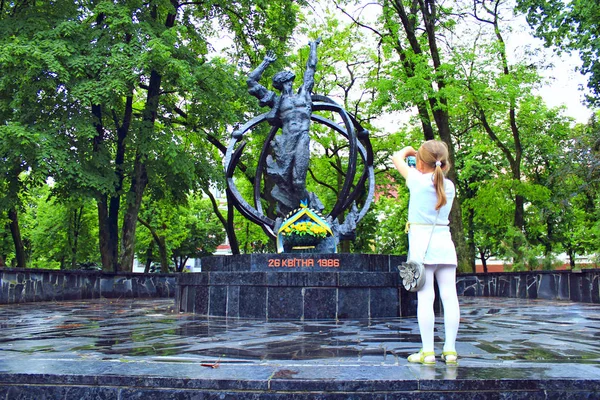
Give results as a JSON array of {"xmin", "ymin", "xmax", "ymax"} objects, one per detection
[
  {"xmin": 29, "ymin": 199, "xmax": 99, "ymax": 270},
  {"xmin": 171, "ymin": 196, "xmax": 226, "ymax": 270},
  {"xmin": 235, "ymin": 216, "xmax": 276, "ymax": 254},
  {"xmin": 516, "ymin": 0, "xmax": 600, "ymax": 105},
  {"xmin": 369, "ymin": 194, "xmax": 410, "ymax": 255},
  {"xmin": 230, "ymin": 177, "xmax": 275, "ymax": 253},
  {"xmin": 497, "ymin": 227, "xmax": 544, "ymax": 271},
  {"xmin": 1, "ymin": 0, "xmax": 599, "ymax": 273},
  {"xmin": 0, "ymin": 0, "xmax": 298, "ymax": 270},
  {"xmin": 10, "ymin": 185, "xmax": 100, "ymax": 270},
  {"xmin": 135, "ymin": 195, "xmax": 225, "ymax": 272}
]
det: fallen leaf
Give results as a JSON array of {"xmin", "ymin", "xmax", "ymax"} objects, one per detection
[{"xmin": 272, "ymin": 369, "xmax": 299, "ymax": 379}]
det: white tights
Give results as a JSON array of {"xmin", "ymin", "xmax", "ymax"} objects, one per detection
[{"xmin": 417, "ymin": 264, "xmax": 460, "ymax": 353}]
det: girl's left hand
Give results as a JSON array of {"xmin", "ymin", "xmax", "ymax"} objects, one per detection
[
  {"xmin": 392, "ymin": 146, "xmax": 416, "ymax": 160},
  {"xmin": 391, "ymin": 146, "xmax": 417, "ymax": 179}
]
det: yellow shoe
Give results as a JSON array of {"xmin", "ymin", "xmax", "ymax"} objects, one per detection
[
  {"xmin": 441, "ymin": 350, "xmax": 458, "ymax": 365},
  {"xmin": 407, "ymin": 350, "xmax": 436, "ymax": 365}
]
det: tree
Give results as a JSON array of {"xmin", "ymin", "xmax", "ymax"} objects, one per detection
[
  {"xmin": 340, "ymin": 0, "xmax": 591, "ymax": 270},
  {"xmin": 171, "ymin": 196, "xmax": 225, "ymax": 270},
  {"xmin": 453, "ymin": 125, "xmax": 504, "ymax": 272},
  {"xmin": 0, "ymin": 124, "xmax": 47, "ymax": 269},
  {"xmin": 25, "ymin": 186, "xmax": 99, "ymax": 270},
  {"xmin": 2, "ymin": 0, "xmax": 596, "ymax": 272},
  {"xmin": 550, "ymin": 115, "xmax": 600, "ymax": 266},
  {"xmin": 136, "ymin": 195, "xmax": 224, "ymax": 272},
  {"xmin": 370, "ymin": 194, "xmax": 410, "ymax": 255},
  {"xmin": 333, "ymin": 0, "xmax": 472, "ymax": 269},
  {"xmin": 300, "ymin": 8, "xmax": 385, "ymax": 252},
  {"xmin": 440, "ymin": 0, "xmax": 581, "ymax": 267},
  {"xmin": 1, "ymin": 0, "xmax": 299, "ymax": 271}
]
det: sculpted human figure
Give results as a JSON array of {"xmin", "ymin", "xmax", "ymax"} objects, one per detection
[{"xmin": 241, "ymin": 39, "xmax": 321, "ymax": 215}]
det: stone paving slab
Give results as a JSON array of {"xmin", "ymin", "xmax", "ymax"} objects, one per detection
[{"xmin": 1, "ymin": 297, "xmax": 599, "ymax": 398}]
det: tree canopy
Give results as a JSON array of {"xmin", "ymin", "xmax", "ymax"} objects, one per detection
[
  {"xmin": 1, "ymin": 0, "xmax": 598, "ymax": 272},
  {"xmin": 516, "ymin": 0, "xmax": 600, "ymax": 106}
]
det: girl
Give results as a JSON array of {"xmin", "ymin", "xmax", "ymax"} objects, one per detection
[{"xmin": 391, "ymin": 140, "xmax": 460, "ymax": 365}]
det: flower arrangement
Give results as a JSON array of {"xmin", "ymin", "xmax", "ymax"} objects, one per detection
[
  {"xmin": 276, "ymin": 204, "xmax": 333, "ymax": 252},
  {"xmin": 281, "ymin": 220, "xmax": 328, "ymax": 239}
]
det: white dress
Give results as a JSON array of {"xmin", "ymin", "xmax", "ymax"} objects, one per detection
[{"xmin": 406, "ymin": 169, "xmax": 457, "ymax": 266}]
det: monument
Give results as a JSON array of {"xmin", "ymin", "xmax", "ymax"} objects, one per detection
[
  {"xmin": 177, "ymin": 41, "xmax": 413, "ymax": 320},
  {"xmin": 225, "ymin": 38, "xmax": 374, "ymax": 253}
]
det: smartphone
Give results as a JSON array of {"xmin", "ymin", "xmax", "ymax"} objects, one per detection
[{"xmin": 406, "ymin": 156, "xmax": 416, "ymax": 168}]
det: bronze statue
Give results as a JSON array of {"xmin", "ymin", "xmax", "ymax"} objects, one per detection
[
  {"xmin": 239, "ymin": 39, "xmax": 321, "ymax": 215},
  {"xmin": 225, "ymin": 39, "xmax": 374, "ymax": 253}
]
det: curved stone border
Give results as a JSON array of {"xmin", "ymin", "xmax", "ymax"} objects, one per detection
[
  {"xmin": 0, "ymin": 268, "xmax": 176, "ymax": 304},
  {"xmin": 4, "ymin": 265, "xmax": 597, "ymax": 308},
  {"xmin": 458, "ymin": 269, "xmax": 600, "ymax": 303}
]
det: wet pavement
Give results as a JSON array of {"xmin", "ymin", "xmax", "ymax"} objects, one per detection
[{"xmin": 1, "ymin": 296, "xmax": 600, "ymax": 398}]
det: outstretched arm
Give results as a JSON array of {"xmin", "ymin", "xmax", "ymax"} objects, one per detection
[
  {"xmin": 302, "ymin": 38, "xmax": 321, "ymax": 94},
  {"xmin": 234, "ymin": 52, "xmax": 277, "ymax": 138},
  {"xmin": 247, "ymin": 50, "xmax": 277, "ymax": 104}
]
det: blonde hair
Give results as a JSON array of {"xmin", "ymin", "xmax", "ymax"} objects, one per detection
[{"xmin": 417, "ymin": 140, "xmax": 451, "ymax": 210}]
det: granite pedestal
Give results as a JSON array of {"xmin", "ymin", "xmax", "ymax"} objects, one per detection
[{"xmin": 176, "ymin": 254, "xmax": 416, "ymax": 320}]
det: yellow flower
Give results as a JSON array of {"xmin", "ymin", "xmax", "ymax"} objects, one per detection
[{"xmin": 283, "ymin": 218, "xmax": 329, "ymax": 239}]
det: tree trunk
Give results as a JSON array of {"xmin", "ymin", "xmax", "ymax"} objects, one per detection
[
  {"xmin": 92, "ymin": 98, "xmax": 124, "ymax": 273},
  {"xmin": 479, "ymin": 250, "xmax": 488, "ymax": 274},
  {"xmin": 97, "ymin": 196, "xmax": 118, "ymax": 272},
  {"xmin": 144, "ymin": 245, "xmax": 153, "ymax": 274},
  {"xmin": 203, "ymin": 186, "xmax": 239, "ymax": 254},
  {"xmin": 244, "ymin": 222, "xmax": 250, "ymax": 254},
  {"xmin": 119, "ymin": 53, "xmax": 163, "ymax": 271},
  {"xmin": 90, "ymin": 21, "xmax": 135, "ymax": 272},
  {"xmin": 68, "ymin": 207, "xmax": 83, "ymax": 270},
  {"xmin": 383, "ymin": 6, "xmax": 436, "ymax": 141},
  {"xmin": 445, "ymin": 152, "xmax": 472, "ymax": 272},
  {"xmin": 336, "ymin": 157, "xmax": 352, "ymax": 253},
  {"xmin": 137, "ymin": 217, "xmax": 169, "ymax": 272},
  {"xmin": 157, "ymin": 237, "xmax": 169, "ymax": 273},
  {"xmin": 120, "ymin": 157, "xmax": 148, "ymax": 272},
  {"xmin": 174, "ymin": 256, "xmax": 189, "ymax": 273},
  {"xmin": 106, "ymin": 96, "xmax": 131, "ymax": 272},
  {"xmin": 8, "ymin": 208, "xmax": 26, "ymax": 268},
  {"xmin": 466, "ymin": 207, "xmax": 477, "ymax": 274},
  {"xmin": 117, "ymin": 0, "xmax": 175, "ymax": 271},
  {"xmin": 226, "ymin": 190, "xmax": 241, "ymax": 255},
  {"xmin": 69, "ymin": 211, "xmax": 76, "ymax": 270},
  {"xmin": 474, "ymin": 3, "xmax": 526, "ymax": 255},
  {"xmin": 420, "ymin": 0, "xmax": 472, "ymax": 271},
  {"xmin": 568, "ymin": 249, "xmax": 575, "ymax": 269}
]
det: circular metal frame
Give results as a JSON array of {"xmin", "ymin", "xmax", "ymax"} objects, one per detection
[{"xmin": 225, "ymin": 95, "xmax": 374, "ymax": 238}]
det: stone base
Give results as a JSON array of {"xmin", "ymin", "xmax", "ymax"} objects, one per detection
[{"xmin": 176, "ymin": 253, "xmax": 415, "ymax": 320}]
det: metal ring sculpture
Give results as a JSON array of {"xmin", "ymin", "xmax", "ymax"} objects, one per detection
[{"xmin": 225, "ymin": 94, "xmax": 375, "ymax": 239}]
